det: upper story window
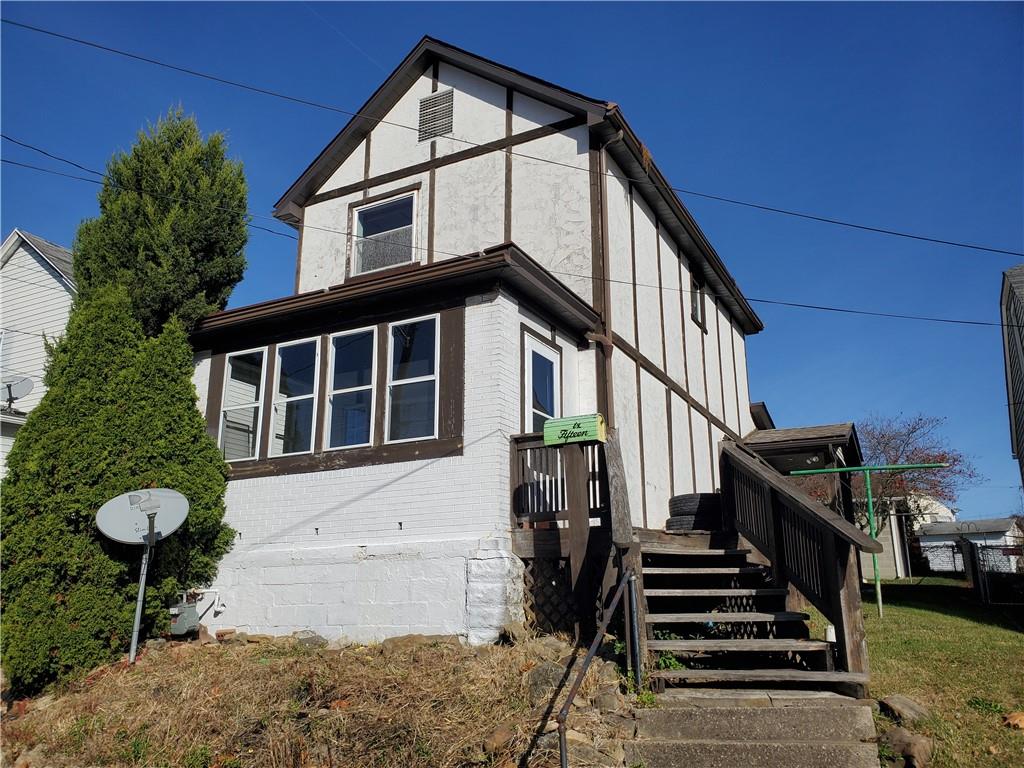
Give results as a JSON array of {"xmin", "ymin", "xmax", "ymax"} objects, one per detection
[
  {"xmin": 386, "ymin": 315, "xmax": 438, "ymax": 443},
  {"xmin": 327, "ymin": 327, "xmax": 376, "ymax": 449},
  {"xmin": 690, "ymin": 275, "xmax": 707, "ymax": 330},
  {"xmin": 525, "ymin": 335, "xmax": 561, "ymax": 432},
  {"xmin": 270, "ymin": 338, "xmax": 319, "ymax": 456},
  {"xmin": 220, "ymin": 348, "xmax": 267, "ymax": 461},
  {"xmin": 354, "ymin": 194, "xmax": 415, "ymax": 275}
]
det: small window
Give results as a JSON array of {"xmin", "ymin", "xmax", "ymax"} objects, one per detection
[
  {"xmin": 327, "ymin": 328, "xmax": 376, "ymax": 449},
  {"xmin": 418, "ymin": 89, "xmax": 454, "ymax": 142},
  {"xmin": 386, "ymin": 316, "xmax": 438, "ymax": 443},
  {"xmin": 220, "ymin": 349, "xmax": 267, "ymax": 461},
  {"xmin": 525, "ymin": 336, "xmax": 560, "ymax": 432},
  {"xmin": 270, "ymin": 339, "xmax": 319, "ymax": 456},
  {"xmin": 354, "ymin": 194, "xmax": 415, "ymax": 275},
  {"xmin": 690, "ymin": 275, "xmax": 706, "ymax": 329}
]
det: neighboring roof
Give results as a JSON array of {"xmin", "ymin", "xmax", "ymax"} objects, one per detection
[
  {"xmin": 0, "ymin": 228, "xmax": 75, "ymax": 287},
  {"xmin": 1004, "ymin": 264, "xmax": 1024, "ymax": 295},
  {"xmin": 745, "ymin": 422, "xmax": 863, "ymax": 471},
  {"xmin": 919, "ymin": 517, "xmax": 1022, "ymax": 537},
  {"xmin": 749, "ymin": 402, "xmax": 775, "ymax": 431},
  {"xmin": 272, "ymin": 36, "xmax": 763, "ymax": 335},
  {"xmin": 193, "ymin": 242, "xmax": 600, "ymax": 348}
]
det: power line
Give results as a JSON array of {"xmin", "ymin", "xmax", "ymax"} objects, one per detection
[
  {"xmin": 3, "ymin": 16, "xmax": 1022, "ymax": 259},
  {"xmin": 5, "ymin": 150, "xmax": 1021, "ymax": 331}
]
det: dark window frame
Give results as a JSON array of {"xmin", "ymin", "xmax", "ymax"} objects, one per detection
[{"xmin": 690, "ymin": 274, "xmax": 707, "ymax": 332}]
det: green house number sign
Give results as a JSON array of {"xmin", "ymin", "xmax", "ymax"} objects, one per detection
[{"xmin": 543, "ymin": 413, "xmax": 607, "ymax": 446}]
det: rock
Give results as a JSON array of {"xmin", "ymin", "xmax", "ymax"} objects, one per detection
[
  {"xmin": 1004, "ymin": 711, "xmax": 1024, "ymax": 729},
  {"xmin": 379, "ymin": 634, "xmax": 461, "ymax": 656},
  {"xmin": 224, "ymin": 631, "xmax": 249, "ymax": 646},
  {"xmin": 601, "ymin": 712, "xmax": 637, "ymax": 739},
  {"xmin": 483, "ymin": 724, "xmax": 516, "ymax": 754},
  {"xmin": 169, "ymin": 643, "xmax": 199, "ymax": 660},
  {"xmin": 527, "ymin": 661, "xmax": 566, "ymax": 706},
  {"xmin": 568, "ymin": 741, "xmax": 620, "ymax": 767},
  {"xmin": 564, "ymin": 729, "xmax": 590, "ymax": 745},
  {"xmin": 594, "ymin": 692, "xmax": 622, "ymax": 713},
  {"xmin": 247, "ymin": 633, "xmax": 274, "ymax": 644},
  {"xmin": 525, "ymin": 639, "xmax": 563, "ymax": 663},
  {"xmin": 501, "ymin": 621, "xmax": 529, "ymax": 644},
  {"xmin": 535, "ymin": 731, "xmax": 560, "ymax": 751},
  {"xmin": 598, "ymin": 740, "xmax": 626, "ymax": 764},
  {"xmin": 12, "ymin": 746, "xmax": 46, "ymax": 768},
  {"xmin": 197, "ymin": 625, "xmax": 218, "ymax": 645},
  {"xmin": 145, "ymin": 638, "xmax": 167, "ymax": 651},
  {"xmin": 597, "ymin": 661, "xmax": 621, "ymax": 685},
  {"xmin": 292, "ymin": 630, "xmax": 328, "ymax": 649},
  {"xmin": 881, "ymin": 694, "xmax": 931, "ymax": 725},
  {"xmin": 215, "ymin": 628, "xmax": 236, "ymax": 642},
  {"xmin": 882, "ymin": 727, "xmax": 934, "ymax": 768}
]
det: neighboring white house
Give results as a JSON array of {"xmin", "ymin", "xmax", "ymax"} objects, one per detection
[
  {"xmin": 856, "ymin": 495, "xmax": 956, "ymax": 580},
  {"xmin": 189, "ymin": 37, "xmax": 765, "ymax": 645},
  {"xmin": 918, "ymin": 517, "xmax": 1024, "ymax": 573},
  {"xmin": 0, "ymin": 229, "xmax": 76, "ymax": 474}
]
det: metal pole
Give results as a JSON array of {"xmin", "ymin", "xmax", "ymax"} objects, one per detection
[
  {"xmin": 864, "ymin": 472, "xmax": 883, "ymax": 619},
  {"xmin": 628, "ymin": 573, "xmax": 642, "ymax": 691},
  {"xmin": 128, "ymin": 512, "xmax": 157, "ymax": 664}
]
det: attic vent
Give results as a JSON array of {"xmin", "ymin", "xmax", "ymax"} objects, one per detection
[{"xmin": 418, "ymin": 89, "xmax": 454, "ymax": 142}]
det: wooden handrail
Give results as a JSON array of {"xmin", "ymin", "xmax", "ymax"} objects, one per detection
[{"xmin": 721, "ymin": 442, "xmax": 881, "ymax": 553}]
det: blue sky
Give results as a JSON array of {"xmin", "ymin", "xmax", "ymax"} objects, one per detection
[{"xmin": 2, "ymin": 2, "xmax": 1021, "ymax": 519}]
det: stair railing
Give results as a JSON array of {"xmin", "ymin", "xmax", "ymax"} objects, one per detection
[
  {"xmin": 719, "ymin": 440, "xmax": 882, "ymax": 679},
  {"xmin": 555, "ymin": 565, "xmax": 638, "ymax": 768}
]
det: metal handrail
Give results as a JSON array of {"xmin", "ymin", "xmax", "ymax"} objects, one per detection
[{"xmin": 555, "ymin": 565, "xmax": 638, "ymax": 768}]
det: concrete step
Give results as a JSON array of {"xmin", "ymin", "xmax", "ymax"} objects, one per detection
[
  {"xmin": 625, "ymin": 739, "xmax": 879, "ymax": 768},
  {"xmin": 636, "ymin": 704, "xmax": 876, "ymax": 742},
  {"xmin": 655, "ymin": 688, "xmax": 875, "ymax": 709},
  {"xmin": 644, "ymin": 588, "xmax": 789, "ymax": 598},
  {"xmin": 648, "ymin": 639, "xmax": 830, "ymax": 653},
  {"xmin": 649, "ymin": 668, "xmax": 870, "ymax": 686},
  {"xmin": 646, "ymin": 611, "xmax": 810, "ymax": 623}
]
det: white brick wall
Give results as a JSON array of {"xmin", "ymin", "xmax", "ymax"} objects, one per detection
[{"xmin": 199, "ymin": 289, "xmax": 527, "ymax": 644}]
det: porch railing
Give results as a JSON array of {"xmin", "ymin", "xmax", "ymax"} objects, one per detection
[
  {"xmin": 510, "ymin": 433, "xmax": 609, "ymax": 530},
  {"xmin": 719, "ymin": 440, "xmax": 882, "ymax": 676}
]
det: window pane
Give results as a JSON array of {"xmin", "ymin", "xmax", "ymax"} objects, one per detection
[
  {"xmin": 391, "ymin": 319, "xmax": 436, "ymax": 380},
  {"xmin": 224, "ymin": 351, "xmax": 263, "ymax": 407},
  {"xmin": 332, "ymin": 331, "xmax": 374, "ymax": 391},
  {"xmin": 388, "ymin": 380, "xmax": 436, "ymax": 441},
  {"xmin": 531, "ymin": 352, "xmax": 556, "ymax": 418},
  {"xmin": 277, "ymin": 342, "xmax": 317, "ymax": 398},
  {"xmin": 221, "ymin": 406, "xmax": 259, "ymax": 460},
  {"xmin": 271, "ymin": 398, "xmax": 315, "ymax": 455},
  {"xmin": 532, "ymin": 411, "xmax": 548, "ymax": 433},
  {"xmin": 356, "ymin": 197, "xmax": 414, "ymax": 273},
  {"xmin": 329, "ymin": 390, "xmax": 372, "ymax": 448}
]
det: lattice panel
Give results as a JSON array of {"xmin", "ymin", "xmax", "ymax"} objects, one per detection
[{"xmin": 523, "ymin": 558, "xmax": 575, "ymax": 634}]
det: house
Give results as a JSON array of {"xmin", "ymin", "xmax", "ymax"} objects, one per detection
[
  {"xmin": 857, "ymin": 495, "xmax": 956, "ymax": 580},
  {"xmin": 189, "ymin": 36, "xmax": 762, "ymax": 644},
  {"xmin": 1001, "ymin": 264, "xmax": 1024, "ymax": 485},
  {"xmin": 918, "ymin": 517, "xmax": 1024, "ymax": 573},
  {"xmin": 0, "ymin": 229, "xmax": 76, "ymax": 474}
]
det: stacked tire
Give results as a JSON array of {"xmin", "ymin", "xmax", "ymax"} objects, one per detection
[{"xmin": 666, "ymin": 493, "xmax": 722, "ymax": 532}]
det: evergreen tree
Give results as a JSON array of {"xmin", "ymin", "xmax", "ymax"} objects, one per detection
[
  {"xmin": 0, "ymin": 287, "xmax": 233, "ymax": 695},
  {"xmin": 74, "ymin": 108, "xmax": 248, "ymax": 335}
]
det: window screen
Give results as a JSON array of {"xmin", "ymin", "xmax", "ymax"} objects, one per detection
[{"xmin": 355, "ymin": 195, "xmax": 414, "ymax": 274}]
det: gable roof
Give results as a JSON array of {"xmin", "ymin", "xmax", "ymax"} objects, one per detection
[
  {"xmin": 1, "ymin": 228, "xmax": 75, "ymax": 288},
  {"xmin": 918, "ymin": 517, "xmax": 1022, "ymax": 537},
  {"xmin": 273, "ymin": 36, "xmax": 763, "ymax": 335}
]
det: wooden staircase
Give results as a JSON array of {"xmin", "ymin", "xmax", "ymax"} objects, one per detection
[{"xmin": 635, "ymin": 528, "xmax": 869, "ymax": 691}]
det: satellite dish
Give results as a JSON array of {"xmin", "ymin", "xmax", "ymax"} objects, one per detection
[
  {"xmin": 96, "ymin": 488, "xmax": 189, "ymax": 545},
  {"xmin": 2, "ymin": 376, "xmax": 33, "ymax": 406}
]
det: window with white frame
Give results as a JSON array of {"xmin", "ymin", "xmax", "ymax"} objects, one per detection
[
  {"xmin": 270, "ymin": 338, "xmax": 319, "ymax": 456},
  {"xmin": 326, "ymin": 327, "xmax": 376, "ymax": 449},
  {"xmin": 220, "ymin": 348, "xmax": 266, "ymax": 461},
  {"xmin": 354, "ymin": 193, "xmax": 415, "ymax": 275},
  {"xmin": 525, "ymin": 335, "xmax": 560, "ymax": 432},
  {"xmin": 386, "ymin": 316, "xmax": 438, "ymax": 442}
]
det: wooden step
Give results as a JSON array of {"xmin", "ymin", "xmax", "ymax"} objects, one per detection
[
  {"xmin": 648, "ymin": 668, "xmax": 869, "ymax": 685},
  {"xmin": 648, "ymin": 639, "xmax": 830, "ymax": 652},
  {"xmin": 642, "ymin": 566, "xmax": 767, "ymax": 575},
  {"xmin": 644, "ymin": 588, "xmax": 788, "ymax": 597},
  {"xmin": 640, "ymin": 543, "xmax": 750, "ymax": 556},
  {"xmin": 646, "ymin": 611, "xmax": 809, "ymax": 623}
]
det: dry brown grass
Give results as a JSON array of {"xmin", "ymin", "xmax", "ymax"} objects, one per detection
[{"xmin": 2, "ymin": 637, "xmax": 617, "ymax": 768}]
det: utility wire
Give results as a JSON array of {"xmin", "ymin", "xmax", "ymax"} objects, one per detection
[
  {"xmin": 4, "ymin": 150, "xmax": 1021, "ymax": 331},
  {"xmin": 3, "ymin": 17, "xmax": 1022, "ymax": 259}
]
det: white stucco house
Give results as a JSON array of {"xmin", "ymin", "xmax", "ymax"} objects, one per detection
[
  {"xmin": 190, "ymin": 37, "xmax": 767, "ymax": 644},
  {"xmin": 0, "ymin": 229, "xmax": 76, "ymax": 474},
  {"xmin": 918, "ymin": 517, "xmax": 1024, "ymax": 574}
]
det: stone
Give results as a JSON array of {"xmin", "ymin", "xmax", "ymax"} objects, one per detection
[
  {"xmin": 535, "ymin": 731, "xmax": 559, "ymax": 751},
  {"xmin": 380, "ymin": 634, "xmax": 461, "ymax": 656},
  {"xmin": 881, "ymin": 694, "xmax": 931, "ymax": 725},
  {"xmin": 197, "ymin": 625, "xmax": 218, "ymax": 645},
  {"xmin": 247, "ymin": 633, "xmax": 274, "ymax": 644},
  {"xmin": 594, "ymin": 692, "xmax": 622, "ymax": 714},
  {"xmin": 882, "ymin": 726, "xmax": 934, "ymax": 768},
  {"xmin": 483, "ymin": 724, "xmax": 516, "ymax": 754},
  {"xmin": 215, "ymin": 628, "xmax": 236, "ymax": 641},
  {"xmin": 564, "ymin": 729, "xmax": 590, "ymax": 745},
  {"xmin": 568, "ymin": 741, "xmax": 620, "ymax": 767},
  {"xmin": 601, "ymin": 713, "xmax": 637, "ymax": 739},
  {"xmin": 597, "ymin": 661, "xmax": 621, "ymax": 685},
  {"xmin": 224, "ymin": 631, "xmax": 249, "ymax": 646},
  {"xmin": 500, "ymin": 621, "xmax": 529, "ymax": 644},
  {"xmin": 527, "ymin": 661, "xmax": 567, "ymax": 706},
  {"xmin": 292, "ymin": 630, "xmax": 328, "ymax": 649},
  {"xmin": 598, "ymin": 740, "xmax": 626, "ymax": 764},
  {"xmin": 145, "ymin": 638, "xmax": 167, "ymax": 651}
]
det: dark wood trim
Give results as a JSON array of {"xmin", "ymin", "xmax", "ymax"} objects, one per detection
[
  {"xmin": 427, "ymin": 165, "xmax": 436, "ymax": 263},
  {"xmin": 628, "ymin": 183, "xmax": 639, "ymax": 347},
  {"xmin": 227, "ymin": 436, "xmax": 464, "ymax": 481},
  {"xmin": 504, "ymin": 87, "xmax": 513, "ymax": 243},
  {"xmin": 678, "ymin": 258, "xmax": 691, "ymax": 392},
  {"xmin": 686, "ymin": 401, "xmax": 698, "ymax": 493},
  {"xmin": 205, "ymin": 353, "xmax": 226, "ymax": 440},
  {"xmin": 348, "ymin": 182, "xmax": 422, "ymax": 212},
  {"xmin": 588, "ymin": 135, "xmax": 606, "ymax": 319},
  {"xmin": 362, "ymin": 133, "xmax": 372, "ymax": 198},
  {"xmin": 439, "ymin": 306, "xmax": 465, "ymax": 439},
  {"xmin": 707, "ymin": 418, "xmax": 716, "ymax": 489},
  {"xmin": 666, "ymin": 387, "xmax": 675, "ymax": 497},
  {"xmin": 715, "ymin": 298, "xmax": 726, "ymax": 425},
  {"xmin": 700, "ymin": 288, "xmax": 711, "ymax": 410},
  {"xmin": 730, "ymin": 319, "xmax": 742, "ymax": 433},
  {"xmin": 314, "ymin": 334, "xmax": 329, "ymax": 452},
  {"xmin": 259, "ymin": 343, "xmax": 278, "ymax": 460},
  {"xmin": 598, "ymin": 147, "xmax": 614, "ymax": 427},
  {"xmin": 634, "ymin": 359, "xmax": 648, "ymax": 528},
  {"xmin": 372, "ymin": 323, "xmax": 388, "ymax": 446},
  {"xmin": 293, "ymin": 211, "xmax": 305, "ymax": 294},
  {"xmin": 656, "ymin": 220, "xmax": 667, "ymax": 371},
  {"xmin": 611, "ymin": 332, "xmax": 741, "ymax": 442},
  {"xmin": 431, "ymin": 59, "xmax": 439, "ymax": 91},
  {"xmin": 307, "ymin": 116, "xmax": 586, "ymax": 207},
  {"xmin": 512, "ymin": 527, "xmax": 611, "ymax": 559}
]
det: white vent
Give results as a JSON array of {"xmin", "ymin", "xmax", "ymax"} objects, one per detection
[{"xmin": 418, "ymin": 89, "xmax": 454, "ymax": 142}]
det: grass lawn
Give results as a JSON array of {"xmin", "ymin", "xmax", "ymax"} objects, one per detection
[{"xmin": 863, "ymin": 580, "xmax": 1024, "ymax": 768}]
